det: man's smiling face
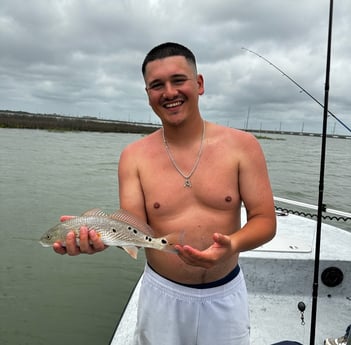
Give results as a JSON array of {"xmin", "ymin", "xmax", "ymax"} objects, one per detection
[{"xmin": 144, "ymin": 55, "xmax": 204, "ymax": 126}]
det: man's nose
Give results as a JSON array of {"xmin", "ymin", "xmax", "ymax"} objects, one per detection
[{"xmin": 163, "ymin": 81, "xmax": 178, "ymax": 98}]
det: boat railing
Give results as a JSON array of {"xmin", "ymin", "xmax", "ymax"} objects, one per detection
[{"xmin": 274, "ymin": 196, "xmax": 351, "ymax": 222}]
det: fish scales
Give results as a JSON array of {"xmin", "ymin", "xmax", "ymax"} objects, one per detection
[{"xmin": 61, "ymin": 216, "xmax": 155, "ymax": 246}]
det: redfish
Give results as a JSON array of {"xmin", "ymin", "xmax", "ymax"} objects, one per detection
[{"xmin": 40, "ymin": 208, "xmax": 179, "ymax": 259}]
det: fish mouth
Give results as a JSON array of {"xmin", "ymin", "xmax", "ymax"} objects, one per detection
[{"xmin": 39, "ymin": 241, "xmax": 52, "ymax": 247}]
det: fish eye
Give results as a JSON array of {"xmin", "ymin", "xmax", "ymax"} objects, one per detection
[{"xmin": 46, "ymin": 234, "xmax": 52, "ymax": 240}]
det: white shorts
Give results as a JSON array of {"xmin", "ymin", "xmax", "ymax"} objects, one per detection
[{"xmin": 133, "ymin": 264, "xmax": 250, "ymax": 345}]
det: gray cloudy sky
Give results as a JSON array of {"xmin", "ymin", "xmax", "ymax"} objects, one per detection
[{"xmin": 1, "ymin": 0, "xmax": 350, "ymax": 134}]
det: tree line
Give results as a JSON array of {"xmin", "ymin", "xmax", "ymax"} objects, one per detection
[{"xmin": 0, "ymin": 111, "xmax": 159, "ymax": 134}]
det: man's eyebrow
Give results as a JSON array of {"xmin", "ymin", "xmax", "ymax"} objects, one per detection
[
  {"xmin": 171, "ymin": 73, "xmax": 189, "ymax": 78},
  {"xmin": 148, "ymin": 73, "xmax": 189, "ymax": 84},
  {"xmin": 148, "ymin": 78, "xmax": 162, "ymax": 85}
]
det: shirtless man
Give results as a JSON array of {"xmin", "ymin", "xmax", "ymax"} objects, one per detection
[{"xmin": 54, "ymin": 42, "xmax": 276, "ymax": 345}]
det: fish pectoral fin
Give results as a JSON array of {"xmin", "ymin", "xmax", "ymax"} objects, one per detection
[{"xmin": 118, "ymin": 246, "xmax": 139, "ymax": 259}]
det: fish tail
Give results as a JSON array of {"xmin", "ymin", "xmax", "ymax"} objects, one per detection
[{"xmin": 163, "ymin": 231, "xmax": 185, "ymax": 254}]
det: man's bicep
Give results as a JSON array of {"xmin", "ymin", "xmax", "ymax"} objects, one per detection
[
  {"xmin": 118, "ymin": 148, "xmax": 147, "ymax": 222},
  {"xmin": 239, "ymin": 142, "xmax": 274, "ymax": 214}
]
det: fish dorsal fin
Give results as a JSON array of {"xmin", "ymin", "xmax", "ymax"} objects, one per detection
[
  {"xmin": 80, "ymin": 208, "xmax": 109, "ymax": 217},
  {"xmin": 109, "ymin": 209, "xmax": 155, "ymax": 236}
]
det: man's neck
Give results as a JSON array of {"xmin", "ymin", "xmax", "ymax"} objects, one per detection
[{"xmin": 162, "ymin": 116, "xmax": 205, "ymax": 146}]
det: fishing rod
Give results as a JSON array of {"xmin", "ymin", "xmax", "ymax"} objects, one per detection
[
  {"xmin": 242, "ymin": 46, "xmax": 351, "ymax": 135},
  {"xmin": 310, "ymin": 1, "xmax": 334, "ymax": 344},
  {"xmin": 245, "ymin": 3, "xmax": 337, "ymax": 343}
]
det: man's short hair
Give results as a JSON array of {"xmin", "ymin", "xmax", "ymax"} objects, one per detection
[{"xmin": 142, "ymin": 42, "xmax": 197, "ymax": 76}]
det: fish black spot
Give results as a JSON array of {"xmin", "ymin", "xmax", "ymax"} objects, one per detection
[
  {"xmin": 149, "ymin": 238, "xmax": 152, "ymax": 242},
  {"xmin": 161, "ymin": 239, "xmax": 167, "ymax": 244},
  {"xmin": 128, "ymin": 226, "xmax": 132, "ymax": 230},
  {"xmin": 133, "ymin": 229, "xmax": 138, "ymax": 234},
  {"xmin": 112, "ymin": 228, "xmax": 117, "ymax": 233}
]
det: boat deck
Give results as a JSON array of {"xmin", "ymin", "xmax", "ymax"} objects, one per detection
[
  {"xmin": 242, "ymin": 211, "xmax": 351, "ymax": 343},
  {"xmin": 111, "ymin": 211, "xmax": 351, "ymax": 344}
]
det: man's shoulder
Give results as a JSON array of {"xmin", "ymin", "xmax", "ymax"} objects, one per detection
[
  {"xmin": 121, "ymin": 129, "xmax": 161, "ymax": 156},
  {"xmin": 208, "ymin": 122, "xmax": 258, "ymax": 143}
]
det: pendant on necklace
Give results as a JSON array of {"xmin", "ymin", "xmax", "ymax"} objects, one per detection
[{"xmin": 184, "ymin": 179, "xmax": 192, "ymax": 188}]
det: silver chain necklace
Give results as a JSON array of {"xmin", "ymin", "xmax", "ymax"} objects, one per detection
[{"xmin": 162, "ymin": 121, "xmax": 206, "ymax": 188}]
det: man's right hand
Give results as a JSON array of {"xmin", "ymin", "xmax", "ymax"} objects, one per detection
[{"xmin": 53, "ymin": 216, "xmax": 107, "ymax": 256}]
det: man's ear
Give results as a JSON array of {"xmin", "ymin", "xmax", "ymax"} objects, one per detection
[
  {"xmin": 145, "ymin": 87, "xmax": 151, "ymax": 105},
  {"xmin": 197, "ymin": 74, "xmax": 205, "ymax": 95}
]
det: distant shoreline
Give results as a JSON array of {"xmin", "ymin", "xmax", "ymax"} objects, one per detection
[
  {"xmin": 0, "ymin": 110, "xmax": 160, "ymax": 134},
  {"xmin": 1, "ymin": 110, "xmax": 350, "ymax": 139}
]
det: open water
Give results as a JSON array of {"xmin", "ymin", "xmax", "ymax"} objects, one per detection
[{"xmin": 0, "ymin": 127, "xmax": 350, "ymax": 345}]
